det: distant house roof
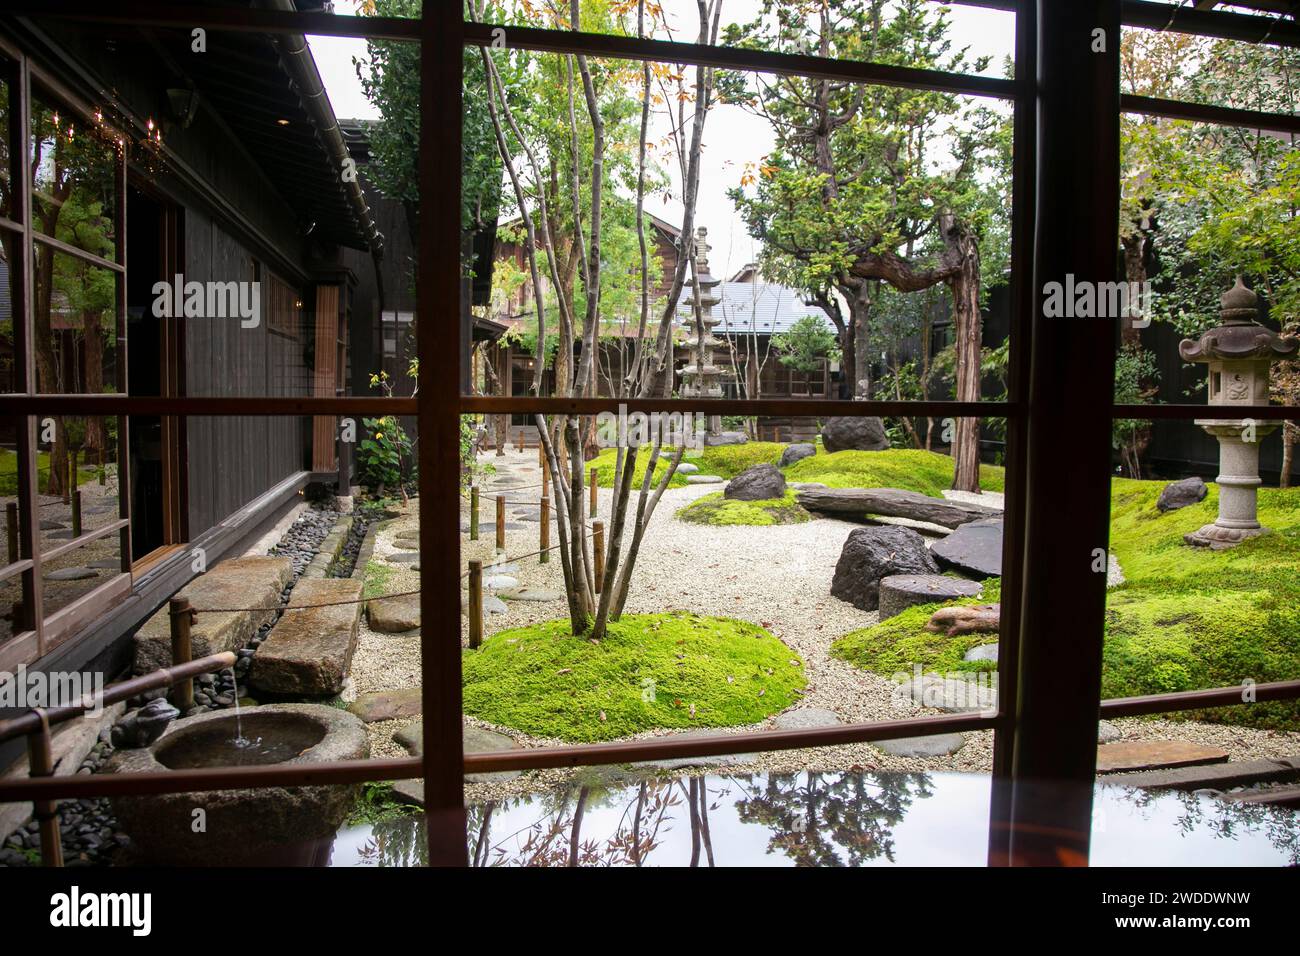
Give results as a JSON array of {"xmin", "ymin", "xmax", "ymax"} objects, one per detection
[{"xmin": 678, "ymin": 280, "xmax": 836, "ymax": 336}]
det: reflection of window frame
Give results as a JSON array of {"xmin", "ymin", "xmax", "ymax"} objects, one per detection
[{"xmin": 0, "ymin": 41, "xmax": 132, "ymax": 671}]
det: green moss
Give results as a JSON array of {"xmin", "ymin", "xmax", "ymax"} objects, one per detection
[
  {"xmin": 834, "ymin": 478, "xmax": 1300, "ymax": 731},
  {"xmin": 588, "ymin": 447, "xmax": 692, "ymax": 489},
  {"xmin": 785, "ymin": 448, "xmax": 1005, "ymax": 495},
  {"xmin": 696, "ymin": 442, "xmax": 788, "ymax": 477},
  {"xmin": 676, "ymin": 489, "xmax": 811, "ymax": 526},
  {"xmin": 461, "ymin": 611, "xmax": 807, "ymax": 742},
  {"xmin": 362, "ymin": 558, "xmax": 395, "ymax": 600},
  {"xmin": 833, "ymin": 579, "xmax": 1001, "ymax": 677}
]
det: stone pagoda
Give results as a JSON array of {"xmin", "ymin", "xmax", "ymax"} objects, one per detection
[
  {"xmin": 679, "ymin": 227, "xmax": 728, "ymax": 437},
  {"xmin": 1178, "ymin": 278, "xmax": 1298, "ymax": 549}
]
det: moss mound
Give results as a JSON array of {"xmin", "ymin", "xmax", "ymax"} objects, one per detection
[
  {"xmin": 676, "ymin": 489, "xmax": 811, "ymax": 526},
  {"xmin": 462, "ymin": 611, "xmax": 806, "ymax": 742},
  {"xmin": 589, "ymin": 447, "xmax": 692, "ymax": 489},
  {"xmin": 696, "ymin": 442, "xmax": 788, "ymax": 477},
  {"xmin": 785, "ymin": 448, "xmax": 1005, "ymax": 495},
  {"xmin": 833, "ymin": 479, "xmax": 1300, "ymax": 730}
]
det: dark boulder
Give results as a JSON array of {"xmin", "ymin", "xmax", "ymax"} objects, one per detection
[
  {"xmin": 831, "ymin": 526, "xmax": 938, "ymax": 611},
  {"xmin": 1157, "ymin": 476, "xmax": 1208, "ymax": 512},
  {"xmin": 779, "ymin": 443, "xmax": 816, "ymax": 468},
  {"xmin": 931, "ymin": 517, "xmax": 1003, "ymax": 578},
  {"xmin": 724, "ymin": 463, "xmax": 787, "ymax": 502},
  {"xmin": 819, "ymin": 416, "xmax": 889, "ymax": 453}
]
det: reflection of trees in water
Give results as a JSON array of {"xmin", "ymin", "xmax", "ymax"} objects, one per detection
[
  {"xmin": 1117, "ymin": 786, "xmax": 1300, "ymax": 866},
  {"xmin": 732, "ymin": 771, "xmax": 933, "ymax": 867},
  {"xmin": 355, "ymin": 813, "xmax": 428, "ymax": 868}
]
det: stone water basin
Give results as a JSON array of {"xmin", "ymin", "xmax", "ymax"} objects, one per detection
[{"xmin": 108, "ymin": 703, "xmax": 368, "ymax": 866}]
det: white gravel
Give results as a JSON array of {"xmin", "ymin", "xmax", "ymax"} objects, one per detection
[{"xmin": 346, "ymin": 447, "xmax": 1300, "ymax": 801}]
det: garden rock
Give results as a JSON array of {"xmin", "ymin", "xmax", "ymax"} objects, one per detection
[
  {"xmin": 779, "ymin": 443, "xmax": 816, "ymax": 468},
  {"xmin": 110, "ymin": 699, "xmax": 179, "ymax": 749},
  {"xmin": 830, "ymin": 526, "xmax": 938, "ymax": 611},
  {"xmin": 676, "ymin": 462, "xmax": 699, "ymax": 474},
  {"xmin": 686, "ymin": 475, "xmax": 723, "ymax": 484},
  {"xmin": 250, "ymin": 578, "xmax": 364, "ymax": 696},
  {"xmin": 1095, "ymin": 740, "xmax": 1229, "ymax": 774},
  {"xmin": 874, "ymin": 733, "xmax": 966, "ymax": 757},
  {"xmin": 878, "ymin": 573, "xmax": 984, "ymax": 619},
  {"xmin": 368, "ymin": 593, "xmax": 420, "ymax": 633},
  {"xmin": 963, "ymin": 643, "xmax": 998, "ymax": 663},
  {"xmin": 897, "ymin": 674, "xmax": 996, "ymax": 713},
  {"xmin": 930, "ymin": 517, "xmax": 1003, "ymax": 578},
  {"xmin": 348, "ymin": 687, "xmax": 422, "ymax": 723},
  {"xmin": 1157, "ymin": 476, "xmax": 1208, "ymax": 512},
  {"xmin": 1097, "ymin": 720, "xmax": 1121, "ymax": 744},
  {"xmin": 724, "ymin": 463, "xmax": 787, "ymax": 501},
  {"xmin": 820, "ymin": 416, "xmax": 889, "ymax": 453},
  {"xmin": 46, "ymin": 567, "xmax": 97, "ymax": 581},
  {"xmin": 773, "ymin": 708, "xmax": 840, "ymax": 731},
  {"xmin": 705, "ymin": 431, "xmax": 748, "ymax": 446},
  {"xmin": 394, "ymin": 723, "xmax": 522, "ymax": 785}
]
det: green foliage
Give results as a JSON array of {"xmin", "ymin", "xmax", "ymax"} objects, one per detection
[
  {"xmin": 461, "ymin": 612, "xmax": 807, "ymax": 742},
  {"xmin": 771, "ymin": 315, "xmax": 841, "ymax": 373},
  {"xmin": 676, "ymin": 489, "xmax": 810, "ymax": 527},
  {"xmin": 358, "ymin": 416, "xmax": 411, "ymax": 492},
  {"xmin": 784, "ymin": 448, "xmax": 1005, "ymax": 495},
  {"xmin": 1112, "ymin": 342, "xmax": 1161, "ymax": 453},
  {"xmin": 588, "ymin": 447, "xmax": 694, "ymax": 489},
  {"xmin": 362, "ymin": 558, "xmax": 396, "ymax": 601},
  {"xmin": 697, "ymin": 442, "xmax": 788, "ymax": 477},
  {"xmin": 346, "ymin": 782, "xmax": 420, "ymax": 827}
]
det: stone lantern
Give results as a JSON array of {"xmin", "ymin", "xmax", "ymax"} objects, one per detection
[
  {"xmin": 1178, "ymin": 278, "xmax": 1298, "ymax": 549},
  {"xmin": 679, "ymin": 227, "xmax": 728, "ymax": 436}
]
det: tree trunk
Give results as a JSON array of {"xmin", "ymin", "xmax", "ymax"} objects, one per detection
[
  {"xmin": 1282, "ymin": 422, "xmax": 1296, "ymax": 490},
  {"xmin": 1119, "ymin": 231, "xmax": 1152, "ymax": 477},
  {"xmin": 947, "ymin": 219, "xmax": 982, "ymax": 494}
]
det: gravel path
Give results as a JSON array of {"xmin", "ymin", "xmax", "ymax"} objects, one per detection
[{"xmin": 346, "ymin": 448, "xmax": 1300, "ymax": 802}]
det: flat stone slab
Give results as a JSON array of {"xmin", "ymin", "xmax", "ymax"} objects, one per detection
[
  {"xmin": 483, "ymin": 595, "xmax": 508, "ymax": 615},
  {"xmin": 930, "ymin": 517, "xmax": 1003, "ymax": 578},
  {"xmin": 875, "ymin": 733, "xmax": 966, "ymax": 757},
  {"xmin": 897, "ymin": 675, "xmax": 997, "ymax": 713},
  {"xmin": 45, "ymin": 530, "xmax": 74, "ymax": 539},
  {"xmin": 134, "ymin": 556, "xmax": 293, "ymax": 674},
  {"xmin": 385, "ymin": 552, "xmax": 420, "ymax": 563},
  {"xmin": 685, "ymin": 475, "xmax": 724, "ymax": 484},
  {"xmin": 676, "ymin": 462, "xmax": 699, "ymax": 474},
  {"xmin": 39, "ymin": 520, "xmax": 66, "ymax": 530},
  {"xmin": 773, "ymin": 708, "xmax": 840, "ymax": 731},
  {"xmin": 963, "ymin": 643, "xmax": 998, "ymax": 663},
  {"xmin": 46, "ymin": 567, "xmax": 97, "ymax": 581},
  {"xmin": 1102, "ymin": 756, "xmax": 1300, "ymax": 791},
  {"xmin": 348, "ymin": 687, "xmax": 423, "ymax": 723},
  {"xmin": 250, "ymin": 578, "xmax": 364, "ymax": 696},
  {"xmin": 879, "ymin": 573, "xmax": 984, "ymax": 620},
  {"xmin": 394, "ymin": 724, "xmax": 522, "ymax": 784},
  {"xmin": 483, "ymin": 574, "xmax": 518, "ymax": 590},
  {"xmin": 632, "ymin": 728, "xmax": 758, "ymax": 772},
  {"xmin": 88, "ymin": 559, "xmax": 122, "ymax": 570},
  {"xmin": 497, "ymin": 587, "xmax": 564, "ymax": 602},
  {"xmin": 1095, "ymin": 740, "xmax": 1230, "ymax": 774},
  {"xmin": 368, "ymin": 592, "xmax": 420, "ymax": 633}
]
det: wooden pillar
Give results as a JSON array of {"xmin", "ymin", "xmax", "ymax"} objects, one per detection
[
  {"xmin": 495, "ymin": 495, "xmax": 506, "ymax": 551},
  {"xmin": 590, "ymin": 467, "xmax": 598, "ymax": 517},
  {"xmin": 469, "ymin": 486, "xmax": 480, "ymax": 540},
  {"xmin": 467, "ymin": 560, "xmax": 483, "ymax": 650}
]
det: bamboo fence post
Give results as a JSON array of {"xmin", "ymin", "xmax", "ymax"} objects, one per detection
[
  {"xmin": 593, "ymin": 521, "xmax": 606, "ymax": 593},
  {"xmin": 468, "ymin": 560, "xmax": 483, "ymax": 649}
]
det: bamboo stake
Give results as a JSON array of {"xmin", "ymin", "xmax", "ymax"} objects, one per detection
[
  {"xmin": 469, "ymin": 485, "xmax": 480, "ymax": 541},
  {"xmin": 169, "ymin": 598, "xmax": 195, "ymax": 712},
  {"xmin": 468, "ymin": 560, "xmax": 483, "ymax": 649},
  {"xmin": 27, "ymin": 713, "xmax": 63, "ymax": 867},
  {"xmin": 496, "ymin": 495, "xmax": 506, "ymax": 551},
  {"xmin": 540, "ymin": 497, "xmax": 550, "ymax": 563},
  {"xmin": 593, "ymin": 520, "xmax": 605, "ymax": 593},
  {"xmin": 6, "ymin": 503, "xmax": 17, "ymax": 565},
  {"xmin": 71, "ymin": 490, "xmax": 82, "ymax": 538},
  {"xmin": 590, "ymin": 467, "xmax": 598, "ymax": 517}
]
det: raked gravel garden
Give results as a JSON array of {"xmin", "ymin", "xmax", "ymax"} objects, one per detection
[{"xmin": 342, "ymin": 442, "xmax": 1300, "ymax": 805}]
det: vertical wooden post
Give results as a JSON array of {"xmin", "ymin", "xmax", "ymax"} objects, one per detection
[
  {"xmin": 169, "ymin": 597, "xmax": 195, "ymax": 712},
  {"xmin": 467, "ymin": 559, "xmax": 483, "ymax": 650},
  {"xmin": 5, "ymin": 502, "xmax": 17, "ymax": 565},
  {"xmin": 590, "ymin": 467, "xmax": 598, "ymax": 517},
  {"xmin": 469, "ymin": 485, "xmax": 480, "ymax": 540},
  {"xmin": 542, "ymin": 461, "xmax": 549, "ymax": 500},
  {"xmin": 98, "ymin": 447, "xmax": 106, "ymax": 486},
  {"xmin": 539, "ymin": 497, "xmax": 550, "ymax": 563},
  {"xmin": 495, "ymin": 494, "xmax": 506, "ymax": 551},
  {"xmin": 537, "ymin": 442, "xmax": 544, "ymax": 470},
  {"xmin": 27, "ymin": 712, "xmax": 63, "ymax": 867},
  {"xmin": 71, "ymin": 490, "xmax": 82, "ymax": 538},
  {"xmin": 593, "ymin": 520, "xmax": 605, "ymax": 593}
]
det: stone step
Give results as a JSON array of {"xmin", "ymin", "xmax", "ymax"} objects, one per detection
[
  {"xmin": 133, "ymin": 556, "xmax": 293, "ymax": 674},
  {"xmin": 1101, "ymin": 755, "xmax": 1300, "ymax": 791},
  {"xmin": 1220, "ymin": 784, "xmax": 1300, "ymax": 809},
  {"xmin": 250, "ymin": 578, "xmax": 364, "ymax": 696},
  {"xmin": 1095, "ymin": 740, "xmax": 1230, "ymax": 774},
  {"xmin": 348, "ymin": 687, "xmax": 422, "ymax": 723}
]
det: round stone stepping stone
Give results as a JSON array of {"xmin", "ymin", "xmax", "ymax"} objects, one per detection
[
  {"xmin": 685, "ymin": 475, "xmax": 723, "ymax": 485},
  {"xmin": 497, "ymin": 587, "xmax": 564, "ymax": 602},
  {"xmin": 45, "ymin": 529, "xmax": 75, "ymax": 540},
  {"xmin": 348, "ymin": 687, "xmax": 422, "ymax": 723},
  {"xmin": 385, "ymin": 552, "xmax": 420, "ymax": 563},
  {"xmin": 482, "ymin": 574, "xmax": 518, "ymax": 590},
  {"xmin": 790, "ymin": 481, "xmax": 828, "ymax": 491},
  {"xmin": 773, "ymin": 707, "xmax": 840, "ymax": 731},
  {"xmin": 897, "ymin": 674, "xmax": 996, "ymax": 713},
  {"xmin": 963, "ymin": 643, "xmax": 998, "ymax": 663},
  {"xmin": 483, "ymin": 595, "xmax": 508, "ymax": 615},
  {"xmin": 368, "ymin": 593, "xmax": 421, "ymax": 633},
  {"xmin": 47, "ymin": 567, "xmax": 98, "ymax": 581},
  {"xmin": 875, "ymin": 733, "xmax": 966, "ymax": 758},
  {"xmin": 878, "ymin": 574, "xmax": 984, "ymax": 620},
  {"xmin": 487, "ymin": 561, "xmax": 519, "ymax": 574},
  {"xmin": 39, "ymin": 520, "xmax": 66, "ymax": 530},
  {"xmin": 88, "ymin": 559, "xmax": 122, "ymax": 570},
  {"xmin": 394, "ymin": 724, "xmax": 522, "ymax": 784},
  {"xmin": 675, "ymin": 462, "xmax": 699, "ymax": 474},
  {"xmin": 931, "ymin": 517, "xmax": 1003, "ymax": 578}
]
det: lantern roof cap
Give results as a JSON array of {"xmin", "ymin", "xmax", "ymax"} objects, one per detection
[{"xmin": 1179, "ymin": 279, "xmax": 1299, "ymax": 364}]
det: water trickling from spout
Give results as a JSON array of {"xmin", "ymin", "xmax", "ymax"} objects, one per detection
[{"xmin": 227, "ymin": 667, "xmax": 259, "ymax": 750}]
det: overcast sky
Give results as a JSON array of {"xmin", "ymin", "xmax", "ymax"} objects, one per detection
[{"xmin": 308, "ymin": 1, "xmax": 1014, "ymax": 281}]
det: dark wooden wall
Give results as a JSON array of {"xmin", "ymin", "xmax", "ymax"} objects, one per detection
[{"xmin": 183, "ymin": 209, "xmax": 309, "ymax": 535}]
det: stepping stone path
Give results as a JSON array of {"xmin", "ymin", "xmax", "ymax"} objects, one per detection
[
  {"xmin": 386, "ymin": 552, "xmax": 420, "ymax": 563},
  {"xmin": 46, "ymin": 567, "xmax": 97, "ymax": 581},
  {"xmin": 897, "ymin": 674, "xmax": 996, "ymax": 713},
  {"xmin": 1095, "ymin": 740, "xmax": 1229, "ymax": 774},
  {"xmin": 686, "ymin": 475, "xmax": 723, "ymax": 484},
  {"xmin": 133, "ymin": 556, "xmax": 293, "ymax": 673},
  {"xmin": 88, "ymin": 559, "xmax": 122, "ymax": 570},
  {"xmin": 931, "ymin": 517, "xmax": 1003, "ymax": 578},
  {"xmin": 482, "ymin": 574, "xmax": 518, "ymax": 590},
  {"xmin": 963, "ymin": 643, "xmax": 998, "ymax": 663},
  {"xmin": 368, "ymin": 592, "xmax": 421, "ymax": 633},
  {"xmin": 348, "ymin": 687, "xmax": 423, "ymax": 723},
  {"xmin": 39, "ymin": 520, "xmax": 65, "ymax": 530},
  {"xmin": 497, "ymin": 587, "xmax": 564, "ymax": 602},
  {"xmin": 773, "ymin": 707, "xmax": 840, "ymax": 731},
  {"xmin": 250, "ymin": 577, "xmax": 364, "ymax": 696},
  {"xmin": 878, "ymin": 573, "xmax": 984, "ymax": 620},
  {"xmin": 875, "ymin": 734, "xmax": 967, "ymax": 758},
  {"xmin": 393, "ymin": 724, "xmax": 523, "ymax": 785},
  {"xmin": 483, "ymin": 595, "xmax": 508, "ymax": 615}
]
